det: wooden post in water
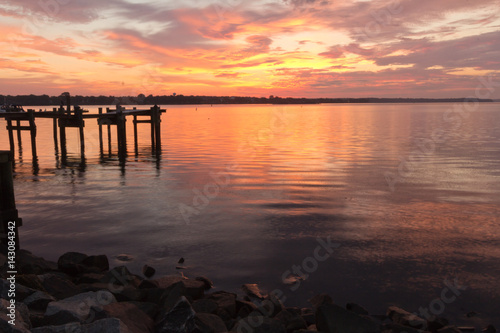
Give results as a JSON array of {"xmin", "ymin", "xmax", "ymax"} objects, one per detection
[
  {"xmin": 28, "ymin": 109, "xmax": 37, "ymax": 159},
  {"xmin": 133, "ymin": 115, "xmax": 138, "ymax": 155},
  {"xmin": 6, "ymin": 119, "xmax": 15, "ymax": 154},
  {"xmin": 52, "ymin": 108, "xmax": 58, "ymax": 152},
  {"xmin": 98, "ymin": 108, "xmax": 103, "ymax": 154},
  {"xmin": 153, "ymin": 105, "xmax": 161, "ymax": 154},
  {"xmin": 0, "ymin": 151, "xmax": 22, "ymax": 250},
  {"xmin": 150, "ymin": 107, "xmax": 156, "ymax": 150},
  {"xmin": 76, "ymin": 107, "xmax": 85, "ymax": 157},
  {"xmin": 116, "ymin": 105, "xmax": 127, "ymax": 157},
  {"xmin": 106, "ymin": 107, "xmax": 112, "ymax": 154},
  {"xmin": 16, "ymin": 120, "xmax": 22, "ymax": 148}
]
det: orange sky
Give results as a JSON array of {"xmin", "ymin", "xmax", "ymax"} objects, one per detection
[{"xmin": 1, "ymin": 0, "xmax": 500, "ymax": 98}]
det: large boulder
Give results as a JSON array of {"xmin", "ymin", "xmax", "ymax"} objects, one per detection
[
  {"xmin": 0, "ymin": 299, "xmax": 31, "ymax": 333},
  {"xmin": 57, "ymin": 252, "xmax": 89, "ymax": 275},
  {"xmin": 195, "ymin": 313, "xmax": 228, "ymax": 333},
  {"xmin": 17, "ymin": 250, "xmax": 58, "ymax": 275},
  {"xmin": 22, "ymin": 290, "xmax": 56, "ymax": 311},
  {"xmin": 156, "ymin": 296, "xmax": 196, "ymax": 333},
  {"xmin": 316, "ymin": 303, "xmax": 380, "ymax": 333},
  {"xmin": 101, "ymin": 266, "xmax": 142, "ymax": 289},
  {"xmin": 32, "ymin": 318, "xmax": 131, "ymax": 333},
  {"xmin": 43, "ymin": 290, "xmax": 116, "ymax": 325},
  {"xmin": 37, "ymin": 273, "xmax": 82, "ymax": 299},
  {"xmin": 103, "ymin": 302, "xmax": 154, "ymax": 333},
  {"xmin": 386, "ymin": 306, "xmax": 426, "ymax": 330}
]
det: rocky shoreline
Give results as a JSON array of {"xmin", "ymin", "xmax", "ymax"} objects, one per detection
[{"xmin": 0, "ymin": 249, "xmax": 497, "ymax": 333}]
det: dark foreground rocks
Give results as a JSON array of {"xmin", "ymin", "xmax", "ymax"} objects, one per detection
[{"xmin": 0, "ymin": 249, "xmax": 496, "ymax": 333}]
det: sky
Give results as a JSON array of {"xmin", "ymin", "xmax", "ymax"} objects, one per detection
[{"xmin": 0, "ymin": 0, "xmax": 500, "ymax": 98}]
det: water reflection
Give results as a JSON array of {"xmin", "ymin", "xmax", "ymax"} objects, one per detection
[{"xmin": 1, "ymin": 103, "xmax": 500, "ymax": 326}]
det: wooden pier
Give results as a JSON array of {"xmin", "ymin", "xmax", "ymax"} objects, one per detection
[
  {"xmin": 0, "ymin": 96, "xmax": 166, "ymax": 163},
  {"xmin": 0, "ymin": 151, "xmax": 22, "ymax": 249}
]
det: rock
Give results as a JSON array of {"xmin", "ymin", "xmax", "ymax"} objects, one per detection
[
  {"xmin": 81, "ymin": 255, "xmax": 109, "ymax": 272},
  {"xmin": 116, "ymin": 254, "xmax": 134, "ymax": 262},
  {"xmin": 236, "ymin": 300, "xmax": 258, "ymax": 318},
  {"xmin": 156, "ymin": 296, "xmax": 196, "ymax": 333},
  {"xmin": 382, "ymin": 323, "xmax": 427, "ymax": 333},
  {"xmin": 232, "ymin": 315, "xmax": 286, "ymax": 333},
  {"xmin": 274, "ymin": 308, "xmax": 308, "ymax": 332},
  {"xmin": 182, "ymin": 279, "xmax": 206, "ymax": 300},
  {"xmin": 256, "ymin": 293, "xmax": 285, "ymax": 318},
  {"xmin": 57, "ymin": 252, "xmax": 89, "ymax": 275},
  {"xmin": 242, "ymin": 284, "xmax": 267, "ymax": 300},
  {"xmin": 16, "ymin": 274, "xmax": 46, "ymax": 292},
  {"xmin": 195, "ymin": 313, "xmax": 228, "ymax": 333},
  {"xmin": 44, "ymin": 290, "xmax": 116, "ymax": 325},
  {"xmin": 37, "ymin": 273, "xmax": 82, "ymax": 299},
  {"xmin": 178, "ymin": 257, "xmax": 185, "ymax": 264},
  {"xmin": 32, "ymin": 318, "xmax": 131, "ymax": 333},
  {"xmin": 159, "ymin": 282, "xmax": 187, "ymax": 311},
  {"xmin": 1, "ymin": 278, "xmax": 37, "ymax": 302},
  {"xmin": 346, "ymin": 303, "xmax": 369, "ymax": 316},
  {"xmin": 193, "ymin": 299, "xmax": 219, "ymax": 314},
  {"xmin": 22, "ymin": 291, "xmax": 56, "ymax": 311},
  {"xmin": 138, "ymin": 279, "xmax": 159, "ymax": 289},
  {"xmin": 143, "ymin": 288, "xmax": 168, "ymax": 305},
  {"xmin": 301, "ymin": 312, "xmax": 316, "ymax": 326},
  {"xmin": 387, "ymin": 306, "xmax": 426, "ymax": 330},
  {"xmin": 75, "ymin": 273, "xmax": 106, "ymax": 285},
  {"xmin": 437, "ymin": 326, "xmax": 461, "ymax": 333},
  {"xmin": 426, "ymin": 315, "xmax": 449, "ymax": 332},
  {"xmin": 0, "ymin": 299, "xmax": 31, "ymax": 332},
  {"xmin": 153, "ymin": 275, "xmax": 184, "ymax": 289},
  {"xmin": 208, "ymin": 291, "xmax": 237, "ymax": 317},
  {"xmin": 308, "ymin": 294, "xmax": 333, "ymax": 311},
  {"xmin": 101, "ymin": 266, "xmax": 142, "ymax": 288},
  {"xmin": 103, "ymin": 302, "xmax": 154, "ymax": 333},
  {"xmin": 142, "ymin": 265, "xmax": 156, "ymax": 279},
  {"xmin": 126, "ymin": 301, "xmax": 160, "ymax": 320},
  {"xmin": 112, "ymin": 286, "xmax": 146, "ymax": 302},
  {"xmin": 196, "ymin": 276, "xmax": 214, "ymax": 290},
  {"xmin": 483, "ymin": 325, "xmax": 497, "ymax": 333},
  {"xmin": 316, "ymin": 303, "xmax": 379, "ymax": 333},
  {"xmin": 17, "ymin": 250, "xmax": 58, "ymax": 275}
]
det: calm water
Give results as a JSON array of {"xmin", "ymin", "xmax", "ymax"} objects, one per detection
[{"xmin": 2, "ymin": 103, "xmax": 500, "ymax": 326}]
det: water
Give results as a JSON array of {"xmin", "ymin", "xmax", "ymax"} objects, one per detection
[{"xmin": 1, "ymin": 103, "xmax": 499, "ymax": 326}]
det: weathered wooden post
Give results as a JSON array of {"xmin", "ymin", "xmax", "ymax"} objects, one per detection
[
  {"xmin": 153, "ymin": 105, "xmax": 161, "ymax": 154},
  {"xmin": 116, "ymin": 105, "xmax": 127, "ymax": 157},
  {"xmin": 106, "ymin": 107, "xmax": 112, "ymax": 153},
  {"xmin": 75, "ymin": 106, "xmax": 85, "ymax": 156},
  {"xmin": 133, "ymin": 114, "xmax": 138, "ymax": 155},
  {"xmin": 0, "ymin": 151, "xmax": 22, "ymax": 250},
  {"xmin": 16, "ymin": 120, "xmax": 22, "ymax": 147},
  {"xmin": 58, "ymin": 105, "xmax": 67, "ymax": 158},
  {"xmin": 150, "ymin": 107, "xmax": 156, "ymax": 150},
  {"xmin": 52, "ymin": 107, "xmax": 58, "ymax": 152},
  {"xmin": 6, "ymin": 119, "xmax": 15, "ymax": 154},
  {"xmin": 98, "ymin": 107, "xmax": 103, "ymax": 154},
  {"xmin": 28, "ymin": 109, "xmax": 37, "ymax": 159}
]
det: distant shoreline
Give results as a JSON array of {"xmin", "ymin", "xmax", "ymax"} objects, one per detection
[{"xmin": 1, "ymin": 94, "xmax": 496, "ymax": 106}]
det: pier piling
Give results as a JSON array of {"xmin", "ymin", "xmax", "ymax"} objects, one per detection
[{"xmin": 0, "ymin": 151, "xmax": 22, "ymax": 250}]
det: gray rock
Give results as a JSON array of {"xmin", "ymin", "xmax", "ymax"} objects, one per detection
[
  {"xmin": 81, "ymin": 255, "xmax": 109, "ymax": 272},
  {"xmin": 152, "ymin": 275, "xmax": 184, "ymax": 289},
  {"xmin": 16, "ymin": 274, "xmax": 46, "ymax": 292},
  {"xmin": 57, "ymin": 252, "xmax": 89, "ymax": 275},
  {"xmin": 160, "ymin": 282, "xmax": 186, "ymax": 311},
  {"xmin": 142, "ymin": 265, "xmax": 156, "ymax": 279},
  {"xmin": 101, "ymin": 266, "xmax": 142, "ymax": 288},
  {"xmin": 138, "ymin": 279, "xmax": 159, "ymax": 289},
  {"xmin": 0, "ymin": 299, "xmax": 31, "ymax": 332},
  {"xmin": 346, "ymin": 303, "xmax": 369, "ymax": 316},
  {"xmin": 195, "ymin": 313, "xmax": 228, "ymax": 333},
  {"xmin": 17, "ymin": 250, "xmax": 58, "ymax": 275},
  {"xmin": 156, "ymin": 296, "xmax": 196, "ymax": 333},
  {"xmin": 74, "ymin": 273, "xmax": 106, "ymax": 285},
  {"xmin": 182, "ymin": 279, "xmax": 206, "ymax": 300},
  {"xmin": 22, "ymin": 290, "xmax": 55, "ymax": 311},
  {"xmin": 1, "ymin": 278, "xmax": 37, "ymax": 301},
  {"xmin": 387, "ymin": 306, "xmax": 426, "ymax": 330},
  {"xmin": 236, "ymin": 300, "xmax": 258, "ymax": 318},
  {"xmin": 316, "ymin": 303, "xmax": 380, "ymax": 333},
  {"xmin": 256, "ymin": 293, "xmax": 284, "ymax": 318},
  {"xmin": 126, "ymin": 301, "xmax": 160, "ymax": 320},
  {"xmin": 103, "ymin": 302, "xmax": 154, "ymax": 333},
  {"xmin": 38, "ymin": 273, "xmax": 82, "ymax": 300},
  {"xmin": 44, "ymin": 290, "xmax": 117, "ymax": 325},
  {"xmin": 32, "ymin": 318, "xmax": 131, "ymax": 333},
  {"xmin": 232, "ymin": 315, "xmax": 286, "ymax": 333},
  {"xmin": 193, "ymin": 299, "xmax": 219, "ymax": 314}
]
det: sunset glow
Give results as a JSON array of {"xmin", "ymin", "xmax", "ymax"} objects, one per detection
[{"xmin": 1, "ymin": 0, "xmax": 500, "ymax": 98}]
